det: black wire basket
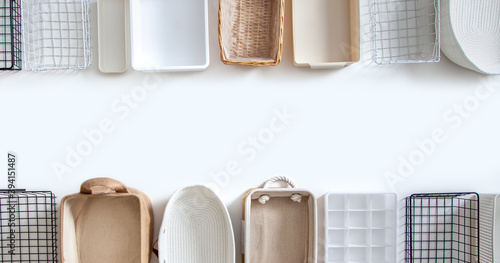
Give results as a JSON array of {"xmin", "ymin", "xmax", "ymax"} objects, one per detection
[
  {"xmin": 0, "ymin": 190, "xmax": 58, "ymax": 262},
  {"xmin": 403, "ymin": 192, "xmax": 479, "ymax": 263},
  {"xmin": 0, "ymin": 0, "xmax": 22, "ymax": 70}
]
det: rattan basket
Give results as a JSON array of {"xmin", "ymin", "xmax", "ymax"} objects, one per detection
[{"xmin": 218, "ymin": 0, "xmax": 284, "ymax": 66}]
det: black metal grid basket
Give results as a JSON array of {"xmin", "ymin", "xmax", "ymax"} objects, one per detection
[
  {"xmin": 403, "ymin": 193, "xmax": 479, "ymax": 263},
  {"xmin": 0, "ymin": 0, "xmax": 22, "ymax": 70},
  {"xmin": 0, "ymin": 190, "xmax": 58, "ymax": 262}
]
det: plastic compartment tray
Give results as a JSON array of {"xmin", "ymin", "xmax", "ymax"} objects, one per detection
[
  {"xmin": 368, "ymin": 0, "xmax": 440, "ymax": 64},
  {"xmin": 324, "ymin": 193, "xmax": 397, "ymax": 263},
  {"xmin": 479, "ymin": 194, "xmax": 500, "ymax": 263},
  {"xmin": 98, "ymin": 0, "xmax": 127, "ymax": 73},
  {"xmin": 403, "ymin": 193, "xmax": 479, "ymax": 263},
  {"xmin": 130, "ymin": 0, "xmax": 209, "ymax": 71},
  {"xmin": 292, "ymin": 0, "xmax": 360, "ymax": 69}
]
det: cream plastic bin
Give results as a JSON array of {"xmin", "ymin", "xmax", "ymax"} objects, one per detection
[
  {"xmin": 98, "ymin": 0, "xmax": 127, "ymax": 73},
  {"xmin": 292, "ymin": 0, "xmax": 360, "ymax": 69},
  {"xmin": 130, "ymin": 0, "xmax": 209, "ymax": 71}
]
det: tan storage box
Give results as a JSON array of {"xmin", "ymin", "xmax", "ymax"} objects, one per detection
[
  {"xmin": 218, "ymin": 0, "xmax": 284, "ymax": 66},
  {"xmin": 60, "ymin": 178, "xmax": 154, "ymax": 263},
  {"xmin": 292, "ymin": 0, "xmax": 360, "ymax": 69},
  {"xmin": 242, "ymin": 176, "xmax": 316, "ymax": 263}
]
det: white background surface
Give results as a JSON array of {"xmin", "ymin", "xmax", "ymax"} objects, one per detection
[{"xmin": 0, "ymin": 0, "xmax": 499, "ymax": 262}]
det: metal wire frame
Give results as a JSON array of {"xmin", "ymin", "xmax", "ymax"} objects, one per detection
[
  {"xmin": 403, "ymin": 193, "xmax": 479, "ymax": 263},
  {"xmin": 0, "ymin": 190, "xmax": 58, "ymax": 263},
  {"xmin": 21, "ymin": 0, "xmax": 91, "ymax": 71},
  {"xmin": 369, "ymin": 0, "xmax": 441, "ymax": 64},
  {"xmin": 0, "ymin": 0, "xmax": 22, "ymax": 70}
]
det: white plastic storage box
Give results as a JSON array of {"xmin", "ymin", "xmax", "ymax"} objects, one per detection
[
  {"xmin": 292, "ymin": 0, "xmax": 360, "ymax": 69},
  {"xmin": 158, "ymin": 185, "xmax": 235, "ymax": 263},
  {"xmin": 321, "ymin": 193, "xmax": 397, "ymax": 263},
  {"xmin": 242, "ymin": 176, "xmax": 316, "ymax": 263},
  {"xmin": 98, "ymin": 0, "xmax": 127, "ymax": 73},
  {"xmin": 130, "ymin": 0, "xmax": 209, "ymax": 71}
]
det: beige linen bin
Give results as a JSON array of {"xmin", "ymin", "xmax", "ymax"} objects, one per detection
[
  {"xmin": 242, "ymin": 176, "xmax": 317, "ymax": 263},
  {"xmin": 60, "ymin": 177, "xmax": 154, "ymax": 263}
]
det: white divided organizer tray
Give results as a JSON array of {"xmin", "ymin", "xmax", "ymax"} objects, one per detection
[
  {"xmin": 130, "ymin": 0, "xmax": 209, "ymax": 71},
  {"xmin": 324, "ymin": 193, "xmax": 397, "ymax": 263},
  {"xmin": 98, "ymin": 0, "xmax": 127, "ymax": 73},
  {"xmin": 292, "ymin": 0, "xmax": 360, "ymax": 69}
]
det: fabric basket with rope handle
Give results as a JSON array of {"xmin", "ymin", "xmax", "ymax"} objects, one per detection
[
  {"xmin": 242, "ymin": 176, "xmax": 316, "ymax": 263},
  {"xmin": 60, "ymin": 177, "xmax": 154, "ymax": 263}
]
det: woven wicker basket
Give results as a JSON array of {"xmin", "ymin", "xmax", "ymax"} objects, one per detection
[{"xmin": 218, "ymin": 0, "xmax": 284, "ymax": 66}]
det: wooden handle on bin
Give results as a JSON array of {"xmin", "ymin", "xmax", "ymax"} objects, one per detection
[{"xmin": 80, "ymin": 177, "xmax": 129, "ymax": 194}]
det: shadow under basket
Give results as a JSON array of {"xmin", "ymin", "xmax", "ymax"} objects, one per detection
[
  {"xmin": 60, "ymin": 178, "xmax": 153, "ymax": 263},
  {"xmin": 218, "ymin": 0, "xmax": 284, "ymax": 66}
]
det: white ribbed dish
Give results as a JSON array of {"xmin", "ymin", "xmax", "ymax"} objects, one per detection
[
  {"xmin": 159, "ymin": 185, "xmax": 235, "ymax": 263},
  {"xmin": 441, "ymin": 0, "xmax": 500, "ymax": 74},
  {"xmin": 479, "ymin": 194, "xmax": 500, "ymax": 263}
]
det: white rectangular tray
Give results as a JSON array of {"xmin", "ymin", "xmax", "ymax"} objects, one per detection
[
  {"xmin": 130, "ymin": 0, "xmax": 209, "ymax": 71},
  {"xmin": 98, "ymin": 0, "xmax": 127, "ymax": 73},
  {"xmin": 292, "ymin": 0, "xmax": 360, "ymax": 69}
]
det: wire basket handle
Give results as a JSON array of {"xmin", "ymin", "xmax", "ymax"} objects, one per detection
[
  {"xmin": 80, "ymin": 177, "xmax": 129, "ymax": 194},
  {"xmin": 263, "ymin": 175, "xmax": 296, "ymax": 189}
]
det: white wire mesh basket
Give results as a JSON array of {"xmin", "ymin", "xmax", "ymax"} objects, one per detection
[
  {"xmin": 369, "ymin": 0, "xmax": 441, "ymax": 64},
  {"xmin": 21, "ymin": 0, "xmax": 91, "ymax": 71}
]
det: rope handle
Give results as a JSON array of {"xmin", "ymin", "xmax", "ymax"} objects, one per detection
[
  {"xmin": 263, "ymin": 175, "xmax": 296, "ymax": 189},
  {"xmin": 259, "ymin": 176, "xmax": 302, "ymax": 204}
]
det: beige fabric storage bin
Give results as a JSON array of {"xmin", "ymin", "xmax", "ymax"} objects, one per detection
[
  {"xmin": 292, "ymin": 0, "xmax": 360, "ymax": 69},
  {"xmin": 60, "ymin": 178, "xmax": 154, "ymax": 263},
  {"xmin": 242, "ymin": 176, "xmax": 316, "ymax": 263}
]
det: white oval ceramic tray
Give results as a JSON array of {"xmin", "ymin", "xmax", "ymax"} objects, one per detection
[
  {"xmin": 159, "ymin": 185, "xmax": 235, "ymax": 263},
  {"xmin": 441, "ymin": 0, "xmax": 500, "ymax": 74}
]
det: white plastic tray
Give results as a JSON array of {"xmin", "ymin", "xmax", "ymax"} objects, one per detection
[
  {"xmin": 323, "ymin": 193, "xmax": 397, "ymax": 263},
  {"xmin": 98, "ymin": 0, "xmax": 127, "ymax": 73},
  {"xmin": 292, "ymin": 0, "xmax": 360, "ymax": 69},
  {"xmin": 130, "ymin": 0, "xmax": 209, "ymax": 71}
]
